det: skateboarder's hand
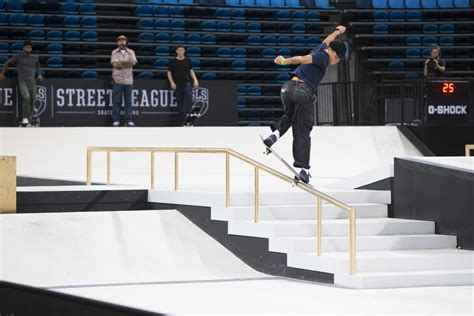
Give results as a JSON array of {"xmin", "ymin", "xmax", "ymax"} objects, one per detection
[
  {"xmin": 335, "ymin": 25, "xmax": 346, "ymax": 34},
  {"xmin": 171, "ymin": 82, "xmax": 177, "ymax": 90},
  {"xmin": 193, "ymin": 80, "xmax": 199, "ymax": 88},
  {"xmin": 36, "ymin": 75, "xmax": 43, "ymax": 82},
  {"xmin": 0, "ymin": 73, "xmax": 5, "ymax": 81},
  {"xmin": 274, "ymin": 55, "xmax": 286, "ymax": 65}
]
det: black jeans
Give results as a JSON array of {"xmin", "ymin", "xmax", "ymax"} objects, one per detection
[
  {"xmin": 175, "ymin": 83, "xmax": 193, "ymax": 125},
  {"xmin": 270, "ymin": 80, "xmax": 316, "ymax": 169}
]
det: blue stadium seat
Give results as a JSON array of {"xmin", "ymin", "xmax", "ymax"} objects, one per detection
[
  {"xmin": 421, "ymin": 48, "xmax": 430, "ymax": 58},
  {"xmin": 439, "ymin": 36, "xmax": 454, "ymax": 46},
  {"xmin": 372, "ymin": 0, "xmax": 388, "ymax": 8},
  {"xmin": 388, "ymin": 61, "xmax": 404, "ymax": 68},
  {"xmin": 276, "ymin": 11, "xmax": 290, "ymax": 20},
  {"xmin": 154, "ymin": 58, "xmax": 169, "ymax": 69},
  {"xmin": 62, "ymin": 2, "xmax": 78, "ymax": 14},
  {"xmin": 262, "ymin": 48, "xmax": 276, "ymax": 58},
  {"xmin": 180, "ymin": 0, "xmax": 195, "ymax": 3},
  {"xmin": 0, "ymin": 55, "xmax": 9, "ymax": 66},
  {"xmin": 287, "ymin": 0, "xmax": 303, "ymax": 7},
  {"xmin": 291, "ymin": 11, "xmax": 305, "ymax": 20},
  {"xmin": 47, "ymin": 30, "xmax": 63, "ymax": 40},
  {"xmin": 153, "ymin": 6, "xmax": 168, "ymax": 16},
  {"xmin": 168, "ymin": 6, "xmax": 183, "ymax": 17},
  {"xmin": 154, "ymin": 46, "xmax": 170, "ymax": 56},
  {"xmin": 247, "ymin": 86, "xmax": 262, "ymax": 95},
  {"xmin": 263, "ymin": 36, "xmax": 276, "ymax": 45},
  {"xmin": 0, "ymin": 13, "xmax": 7, "ymax": 25},
  {"xmin": 6, "ymin": 0, "xmax": 24, "ymax": 12},
  {"xmin": 155, "ymin": 33, "xmax": 170, "ymax": 42},
  {"xmin": 79, "ymin": 3, "xmax": 95, "ymax": 15},
  {"xmin": 46, "ymin": 43, "xmax": 63, "ymax": 54},
  {"xmin": 139, "ymin": 32, "xmax": 154, "ymax": 42},
  {"xmin": 438, "ymin": 0, "xmax": 454, "ymax": 7},
  {"xmin": 276, "ymin": 73, "xmax": 290, "ymax": 82},
  {"xmin": 388, "ymin": 0, "xmax": 404, "ymax": 8},
  {"xmin": 201, "ymin": 72, "xmax": 216, "ymax": 80},
  {"xmin": 135, "ymin": 5, "xmax": 153, "ymax": 16},
  {"xmin": 9, "ymin": 13, "xmax": 26, "ymax": 26},
  {"xmin": 390, "ymin": 11, "xmax": 405, "ymax": 21},
  {"xmin": 81, "ymin": 16, "xmax": 96, "ymax": 28},
  {"xmin": 422, "ymin": 24, "xmax": 438, "ymax": 34},
  {"xmin": 373, "ymin": 24, "xmax": 388, "ymax": 33},
  {"xmin": 406, "ymin": 11, "xmax": 421, "ymax": 21},
  {"xmin": 170, "ymin": 20, "xmax": 185, "ymax": 30},
  {"xmin": 81, "ymin": 31, "xmax": 97, "ymax": 41},
  {"xmin": 277, "ymin": 48, "xmax": 290, "ymax": 55},
  {"xmin": 291, "ymin": 23, "xmax": 305, "ymax": 33},
  {"xmin": 247, "ymin": 22, "xmax": 261, "ymax": 33},
  {"xmin": 406, "ymin": 48, "xmax": 420, "ymax": 58},
  {"xmin": 292, "ymin": 36, "xmax": 305, "ymax": 46},
  {"xmin": 10, "ymin": 42, "xmax": 23, "ymax": 52},
  {"xmin": 217, "ymin": 21, "xmax": 231, "ymax": 31},
  {"xmin": 230, "ymin": 8, "xmax": 245, "ymax": 19},
  {"xmin": 307, "ymin": 36, "xmax": 321, "ymax": 46},
  {"xmin": 186, "ymin": 34, "xmax": 201, "ymax": 44},
  {"xmin": 306, "ymin": 11, "xmax": 320, "ymax": 21},
  {"xmin": 27, "ymin": 14, "xmax": 44, "ymax": 27},
  {"xmin": 64, "ymin": 16, "xmax": 80, "ymax": 27},
  {"xmin": 277, "ymin": 36, "xmax": 290, "ymax": 46},
  {"xmin": 247, "ymin": 35, "xmax": 261, "ymax": 45},
  {"xmin": 191, "ymin": 59, "xmax": 200, "ymax": 69},
  {"xmin": 439, "ymin": 24, "xmax": 454, "ymax": 33},
  {"xmin": 217, "ymin": 47, "xmax": 232, "ymax": 57},
  {"xmin": 421, "ymin": 0, "xmax": 436, "ymax": 8},
  {"xmin": 238, "ymin": 98, "xmax": 246, "ymax": 108},
  {"xmin": 137, "ymin": 18, "xmax": 154, "ymax": 29},
  {"xmin": 454, "ymin": 0, "xmax": 470, "ymax": 7},
  {"xmin": 47, "ymin": 56, "xmax": 63, "ymax": 68},
  {"xmin": 270, "ymin": 0, "xmax": 286, "ymax": 7},
  {"xmin": 64, "ymin": 30, "xmax": 80, "ymax": 41},
  {"xmin": 201, "ymin": 21, "xmax": 216, "ymax": 31},
  {"xmin": 256, "ymin": 0, "xmax": 271, "ymax": 5},
  {"xmin": 241, "ymin": 0, "xmax": 256, "ymax": 5},
  {"xmin": 232, "ymin": 22, "xmax": 246, "ymax": 32},
  {"xmin": 232, "ymin": 48, "xmax": 246, "ymax": 57},
  {"xmin": 232, "ymin": 60, "xmax": 246, "ymax": 70},
  {"xmin": 154, "ymin": 19, "xmax": 169, "ymax": 29},
  {"xmin": 315, "ymin": 0, "xmax": 332, "ymax": 8},
  {"xmin": 422, "ymin": 36, "xmax": 437, "ymax": 46},
  {"xmin": 171, "ymin": 33, "xmax": 185, "ymax": 43},
  {"xmin": 0, "ymin": 42, "xmax": 9, "ymax": 53},
  {"xmin": 81, "ymin": 70, "xmax": 97, "ymax": 80},
  {"xmin": 215, "ymin": 8, "xmax": 231, "ymax": 19},
  {"xmin": 28, "ymin": 30, "xmax": 45, "ymax": 40},
  {"xmin": 373, "ymin": 11, "xmax": 389, "ymax": 21},
  {"xmin": 404, "ymin": 73, "xmax": 419, "ymax": 79},
  {"xmin": 202, "ymin": 34, "xmax": 216, "ymax": 44},
  {"xmin": 405, "ymin": 0, "xmax": 421, "ymax": 7},
  {"xmin": 137, "ymin": 71, "xmax": 154, "ymax": 79}
]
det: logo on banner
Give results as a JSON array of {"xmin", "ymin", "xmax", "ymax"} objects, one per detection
[
  {"xmin": 32, "ymin": 85, "xmax": 47, "ymax": 118},
  {"xmin": 427, "ymin": 105, "xmax": 468, "ymax": 115},
  {"xmin": 192, "ymin": 87, "xmax": 209, "ymax": 117}
]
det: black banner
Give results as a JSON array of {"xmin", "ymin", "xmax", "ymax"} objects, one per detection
[{"xmin": 0, "ymin": 79, "xmax": 238, "ymax": 126}]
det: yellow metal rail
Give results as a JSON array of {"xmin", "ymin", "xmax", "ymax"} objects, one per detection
[
  {"xmin": 466, "ymin": 145, "xmax": 474, "ymax": 157},
  {"xmin": 86, "ymin": 146, "xmax": 357, "ymax": 275}
]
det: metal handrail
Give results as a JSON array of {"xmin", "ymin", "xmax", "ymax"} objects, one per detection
[
  {"xmin": 466, "ymin": 145, "xmax": 474, "ymax": 157},
  {"xmin": 86, "ymin": 146, "xmax": 357, "ymax": 275}
]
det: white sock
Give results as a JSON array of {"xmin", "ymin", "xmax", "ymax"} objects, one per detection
[{"xmin": 272, "ymin": 130, "xmax": 280, "ymax": 139}]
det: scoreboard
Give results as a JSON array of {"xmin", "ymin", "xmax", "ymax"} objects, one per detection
[{"xmin": 425, "ymin": 80, "xmax": 472, "ymax": 126}]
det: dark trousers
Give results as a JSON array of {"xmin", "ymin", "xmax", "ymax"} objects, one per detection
[
  {"xmin": 112, "ymin": 82, "xmax": 133, "ymax": 123},
  {"xmin": 175, "ymin": 83, "xmax": 193, "ymax": 125},
  {"xmin": 270, "ymin": 80, "xmax": 316, "ymax": 169}
]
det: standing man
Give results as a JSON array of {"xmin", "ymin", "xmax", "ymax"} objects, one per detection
[
  {"xmin": 263, "ymin": 26, "xmax": 347, "ymax": 184},
  {"xmin": 424, "ymin": 45, "xmax": 445, "ymax": 78},
  {"xmin": 111, "ymin": 35, "xmax": 138, "ymax": 127},
  {"xmin": 167, "ymin": 46, "xmax": 199, "ymax": 126},
  {"xmin": 0, "ymin": 40, "xmax": 42, "ymax": 126}
]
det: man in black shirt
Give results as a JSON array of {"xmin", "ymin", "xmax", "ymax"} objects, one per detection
[
  {"xmin": 424, "ymin": 45, "xmax": 446, "ymax": 78},
  {"xmin": 167, "ymin": 46, "xmax": 199, "ymax": 126}
]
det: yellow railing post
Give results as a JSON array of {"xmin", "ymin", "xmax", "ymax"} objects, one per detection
[
  {"xmin": 349, "ymin": 207, "xmax": 357, "ymax": 275},
  {"xmin": 466, "ymin": 145, "xmax": 474, "ymax": 157},
  {"xmin": 317, "ymin": 197, "xmax": 322, "ymax": 256},
  {"xmin": 86, "ymin": 149, "xmax": 92, "ymax": 185},
  {"xmin": 226, "ymin": 153, "xmax": 230, "ymax": 207},
  {"xmin": 254, "ymin": 166, "xmax": 259, "ymax": 223},
  {"xmin": 0, "ymin": 156, "xmax": 16, "ymax": 213},
  {"xmin": 106, "ymin": 151, "xmax": 111, "ymax": 185}
]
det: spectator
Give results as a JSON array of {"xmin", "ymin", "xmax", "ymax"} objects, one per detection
[{"xmin": 424, "ymin": 45, "xmax": 445, "ymax": 79}]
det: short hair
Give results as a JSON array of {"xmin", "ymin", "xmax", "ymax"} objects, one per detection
[
  {"xmin": 175, "ymin": 46, "xmax": 185, "ymax": 51},
  {"xmin": 430, "ymin": 45, "xmax": 440, "ymax": 52},
  {"xmin": 23, "ymin": 39, "xmax": 33, "ymax": 47}
]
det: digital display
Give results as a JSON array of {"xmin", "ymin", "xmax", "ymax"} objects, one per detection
[{"xmin": 442, "ymin": 82, "xmax": 455, "ymax": 94}]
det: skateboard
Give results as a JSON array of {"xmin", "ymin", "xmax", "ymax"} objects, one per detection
[
  {"xmin": 183, "ymin": 106, "xmax": 201, "ymax": 126},
  {"xmin": 260, "ymin": 135, "xmax": 313, "ymax": 188}
]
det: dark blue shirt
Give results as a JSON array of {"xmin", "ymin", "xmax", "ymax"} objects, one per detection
[{"xmin": 290, "ymin": 43, "xmax": 329, "ymax": 93}]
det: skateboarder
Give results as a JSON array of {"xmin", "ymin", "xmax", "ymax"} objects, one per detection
[
  {"xmin": 0, "ymin": 39, "xmax": 42, "ymax": 127},
  {"xmin": 262, "ymin": 26, "xmax": 347, "ymax": 184}
]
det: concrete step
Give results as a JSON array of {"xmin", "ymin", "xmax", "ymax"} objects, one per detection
[
  {"xmin": 269, "ymin": 234, "xmax": 457, "ymax": 253},
  {"xmin": 211, "ymin": 203, "xmax": 388, "ymax": 221}
]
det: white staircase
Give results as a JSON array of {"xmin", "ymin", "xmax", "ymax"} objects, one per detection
[{"xmin": 149, "ymin": 188, "xmax": 474, "ymax": 289}]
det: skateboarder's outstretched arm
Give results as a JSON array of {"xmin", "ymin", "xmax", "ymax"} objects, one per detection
[{"xmin": 274, "ymin": 25, "xmax": 346, "ymax": 66}]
